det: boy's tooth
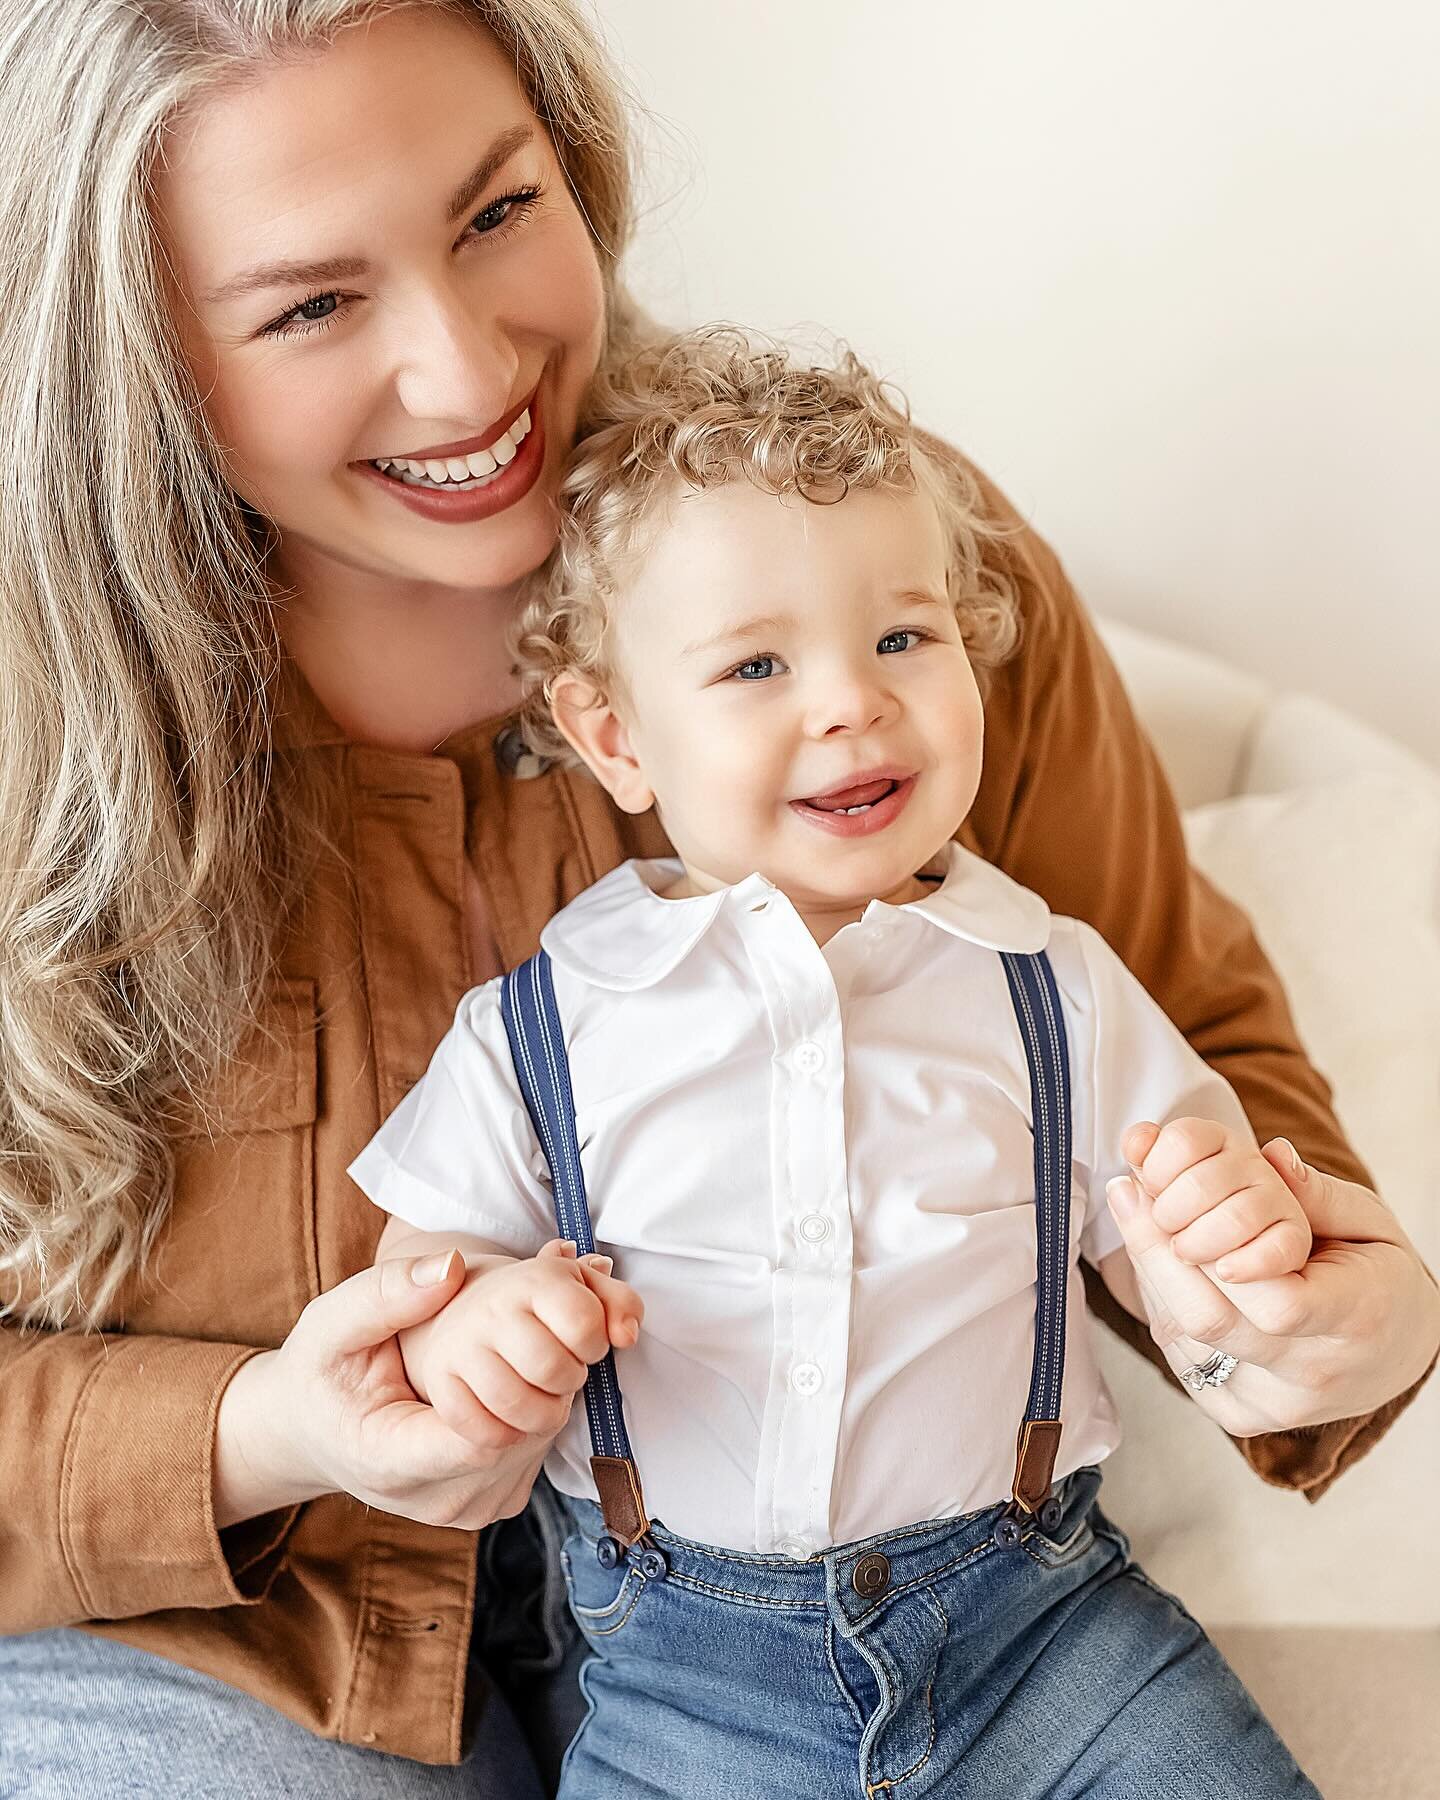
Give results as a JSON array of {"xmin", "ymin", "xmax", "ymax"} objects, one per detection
[
  {"xmin": 491, "ymin": 431, "xmax": 516, "ymax": 466},
  {"xmin": 465, "ymin": 446, "xmax": 499, "ymax": 478},
  {"xmin": 423, "ymin": 459, "xmax": 451, "ymax": 482},
  {"xmin": 402, "ymin": 458, "xmax": 428, "ymax": 477},
  {"xmin": 514, "ymin": 408, "xmax": 531, "ymax": 439},
  {"xmin": 445, "ymin": 457, "xmax": 470, "ymax": 481}
]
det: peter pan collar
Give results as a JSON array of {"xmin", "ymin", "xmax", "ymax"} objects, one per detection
[{"xmin": 540, "ymin": 843, "xmax": 1051, "ymax": 994}]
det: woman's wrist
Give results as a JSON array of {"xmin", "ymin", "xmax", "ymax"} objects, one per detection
[{"xmin": 213, "ymin": 1349, "xmax": 331, "ymax": 1529}]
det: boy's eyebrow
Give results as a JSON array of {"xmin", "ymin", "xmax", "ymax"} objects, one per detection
[
  {"xmin": 200, "ymin": 124, "xmax": 535, "ymax": 303},
  {"xmin": 680, "ymin": 614, "xmax": 795, "ymax": 659},
  {"xmin": 681, "ymin": 592, "xmax": 949, "ymax": 659}
]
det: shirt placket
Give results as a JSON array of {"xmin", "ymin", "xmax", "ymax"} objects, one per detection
[{"xmin": 744, "ymin": 900, "xmax": 854, "ymax": 1557}]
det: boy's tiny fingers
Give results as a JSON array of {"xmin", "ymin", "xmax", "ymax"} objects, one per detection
[
  {"xmin": 579, "ymin": 1252, "xmax": 614, "ymax": 1274},
  {"xmin": 1215, "ymin": 1218, "xmax": 1312, "ymax": 1282}
]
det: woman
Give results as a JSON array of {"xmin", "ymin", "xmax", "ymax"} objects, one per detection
[{"xmin": 0, "ymin": 3, "xmax": 1434, "ymax": 1796}]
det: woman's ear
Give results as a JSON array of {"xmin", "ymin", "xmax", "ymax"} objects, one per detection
[{"xmin": 550, "ymin": 672, "xmax": 654, "ymax": 815}]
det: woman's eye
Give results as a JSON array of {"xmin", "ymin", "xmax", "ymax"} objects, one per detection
[
  {"xmin": 466, "ymin": 185, "xmax": 543, "ymax": 240},
  {"xmin": 263, "ymin": 289, "xmax": 348, "ymax": 337},
  {"xmin": 731, "ymin": 655, "xmax": 780, "ymax": 681},
  {"xmin": 878, "ymin": 629, "xmax": 924, "ymax": 654}
]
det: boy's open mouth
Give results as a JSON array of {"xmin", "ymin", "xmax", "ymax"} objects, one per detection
[
  {"xmin": 800, "ymin": 777, "xmax": 899, "ymax": 816},
  {"xmin": 790, "ymin": 771, "xmax": 917, "ymax": 837}
]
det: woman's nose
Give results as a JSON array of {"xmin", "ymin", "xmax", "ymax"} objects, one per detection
[{"xmin": 390, "ymin": 285, "xmax": 519, "ymax": 434}]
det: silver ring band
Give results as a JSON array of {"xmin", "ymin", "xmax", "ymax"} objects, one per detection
[{"xmin": 1180, "ymin": 1350, "xmax": 1239, "ymax": 1392}]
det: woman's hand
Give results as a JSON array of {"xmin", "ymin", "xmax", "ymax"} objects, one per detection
[
  {"xmin": 1102, "ymin": 1122, "xmax": 1440, "ymax": 1437},
  {"xmin": 214, "ymin": 1246, "xmax": 574, "ymax": 1531}
]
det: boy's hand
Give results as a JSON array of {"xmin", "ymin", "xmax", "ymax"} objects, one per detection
[
  {"xmin": 397, "ymin": 1238, "xmax": 643, "ymax": 1454},
  {"xmin": 1122, "ymin": 1118, "xmax": 1313, "ymax": 1282}
]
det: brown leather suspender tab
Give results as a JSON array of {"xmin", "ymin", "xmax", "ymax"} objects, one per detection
[
  {"xmin": 1011, "ymin": 1419, "xmax": 1063, "ymax": 1515},
  {"xmin": 591, "ymin": 1455, "xmax": 651, "ymax": 1546}
]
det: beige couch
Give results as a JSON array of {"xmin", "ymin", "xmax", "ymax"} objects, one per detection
[{"xmin": 1096, "ymin": 620, "xmax": 1440, "ymax": 1799}]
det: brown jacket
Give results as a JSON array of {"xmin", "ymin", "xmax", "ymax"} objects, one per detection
[{"xmin": 0, "ymin": 504, "xmax": 1431, "ymax": 1765}]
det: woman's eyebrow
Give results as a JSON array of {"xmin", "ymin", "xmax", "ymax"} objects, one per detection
[{"xmin": 200, "ymin": 123, "xmax": 535, "ymax": 304}]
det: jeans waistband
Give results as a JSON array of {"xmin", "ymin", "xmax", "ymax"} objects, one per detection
[{"xmin": 559, "ymin": 1465, "xmax": 1102, "ymax": 1628}]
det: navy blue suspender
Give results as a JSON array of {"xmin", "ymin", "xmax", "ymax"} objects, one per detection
[{"xmin": 499, "ymin": 945, "xmax": 1073, "ymax": 1560}]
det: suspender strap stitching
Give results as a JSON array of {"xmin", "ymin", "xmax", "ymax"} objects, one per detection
[
  {"xmin": 1000, "ymin": 950, "xmax": 1073, "ymax": 1511},
  {"xmin": 500, "ymin": 955, "xmax": 647, "ymax": 1533}
]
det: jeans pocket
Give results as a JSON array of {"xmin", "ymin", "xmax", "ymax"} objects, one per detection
[{"xmin": 560, "ymin": 1537, "xmax": 648, "ymax": 1642}]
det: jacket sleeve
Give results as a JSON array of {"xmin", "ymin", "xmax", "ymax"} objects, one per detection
[
  {"xmin": 954, "ymin": 452, "xmax": 1437, "ymax": 1502},
  {"xmin": 0, "ymin": 1323, "xmax": 296, "ymax": 1630}
]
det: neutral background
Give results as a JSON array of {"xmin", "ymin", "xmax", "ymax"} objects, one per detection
[{"xmin": 600, "ymin": 1, "xmax": 1439, "ymax": 765}]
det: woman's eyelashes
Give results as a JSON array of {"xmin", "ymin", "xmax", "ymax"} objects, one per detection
[
  {"xmin": 723, "ymin": 629, "xmax": 933, "ymax": 683},
  {"xmin": 256, "ymin": 183, "xmax": 546, "ymax": 339}
]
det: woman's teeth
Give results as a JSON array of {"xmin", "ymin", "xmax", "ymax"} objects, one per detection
[{"xmin": 370, "ymin": 408, "xmax": 531, "ymax": 489}]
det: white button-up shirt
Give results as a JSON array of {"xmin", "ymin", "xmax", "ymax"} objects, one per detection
[{"xmin": 349, "ymin": 844, "xmax": 1251, "ymax": 1554}]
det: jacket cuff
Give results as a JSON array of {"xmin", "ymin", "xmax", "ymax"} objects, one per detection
[
  {"xmin": 61, "ymin": 1337, "xmax": 297, "ymax": 1618},
  {"xmin": 1238, "ymin": 1349, "xmax": 1440, "ymax": 1504}
]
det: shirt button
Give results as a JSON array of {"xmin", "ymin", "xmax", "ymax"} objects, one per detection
[
  {"xmin": 790, "ymin": 1361, "xmax": 824, "ymax": 1396},
  {"xmin": 797, "ymin": 1213, "xmax": 832, "ymax": 1244},
  {"xmin": 778, "ymin": 1537, "xmax": 811, "ymax": 1560},
  {"xmin": 792, "ymin": 1041, "xmax": 825, "ymax": 1075}
]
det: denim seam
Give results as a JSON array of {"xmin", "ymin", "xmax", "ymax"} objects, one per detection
[
  {"xmin": 1020, "ymin": 1521, "xmax": 1095, "ymax": 1572},
  {"xmin": 579, "ymin": 1577, "xmax": 647, "ymax": 1638},
  {"xmin": 665, "ymin": 1571, "xmax": 826, "ymax": 1612},
  {"xmin": 865, "ymin": 1587, "xmax": 946, "ymax": 1795},
  {"xmin": 825, "ymin": 1619, "xmax": 870, "ymax": 1736}
]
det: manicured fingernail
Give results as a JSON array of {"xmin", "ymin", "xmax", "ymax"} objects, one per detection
[
  {"xmin": 1277, "ymin": 1138, "xmax": 1307, "ymax": 1183},
  {"xmin": 1106, "ymin": 1177, "xmax": 1135, "ymax": 1220},
  {"xmin": 554, "ymin": 1239, "xmax": 579, "ymax": 1257},
  {"xmin": 621, "ymin": 1320, "xmax": 640, "ymax": 1346},
  {"xmin": 581, "ymin": 1253, "xmax": 614, "ymax": 1274},
  {"xmin": 412, "ymin": 1249, "xmax": 461, "ymax": 1287}
]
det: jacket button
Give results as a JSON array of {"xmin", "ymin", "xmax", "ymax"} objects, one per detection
[{"xmin": 851, "ymin": 1552, "xmax": 891, "ymax": 1598}]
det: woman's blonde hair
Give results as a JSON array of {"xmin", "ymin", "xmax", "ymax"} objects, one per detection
[
  {"xmin": 0, "ymin": 0, "xmax": 645, "ymax": 1327},
  {"xmin": 514, "ymin": 327, "xmax": 1020, "ymax": 762}
]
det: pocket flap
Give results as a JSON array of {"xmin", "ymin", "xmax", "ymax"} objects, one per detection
[{"xmin": 179, "ymin": 976, "xmax": 318, "ymax": 1135}]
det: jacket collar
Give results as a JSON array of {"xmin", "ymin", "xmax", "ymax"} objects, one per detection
[{"xmin": 541, "ymin": 842, "xmax": 1051, "ymax": 994}]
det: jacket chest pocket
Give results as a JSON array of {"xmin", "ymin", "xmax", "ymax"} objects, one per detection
[{"xmin": 138, "ymin": 978, "xmax": 321, "ymax": 1344}]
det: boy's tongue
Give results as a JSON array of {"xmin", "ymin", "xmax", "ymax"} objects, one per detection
[{"xmin": 804, "ymin": 777, "xmax": 894, "ymax": 813}]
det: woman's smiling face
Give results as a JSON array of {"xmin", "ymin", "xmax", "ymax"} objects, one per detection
[{"xmin": 155, "ymin": 7, "xmax": 607, "ymax": 595}]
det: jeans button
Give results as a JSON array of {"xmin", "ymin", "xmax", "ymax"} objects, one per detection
[
  {"xmin": 595, "ymin": 1536, "xmax": 623, "ymax": 1569},
  {"xmin": 1038, "ymin": 1496, "xmax": 1064, "ymax": 1535},
  {"xmin": 993, "ymin": 1514, "xmax": 1024, "ymax": 1551},
  {"xmin": 851, "ymin": 1552, "xmax": 891, "ymax": 1598}
]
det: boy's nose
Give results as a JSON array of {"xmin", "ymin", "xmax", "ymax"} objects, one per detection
[{"xmin": 807, "ymin": 676, "xmax": 895, "ymax": 737}]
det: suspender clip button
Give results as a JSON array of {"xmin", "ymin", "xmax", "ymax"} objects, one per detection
[
  {"xmin": 992, "ymin": 1509, "xmax": 1025, "ymax": 1551},
  {"xmin": 635, "ymin": 1540, "xmax": 669, "ymax": 1582},
  {"xmin": 595, "ymin": 1535, "xmax": 623, "ymax": 1570}
]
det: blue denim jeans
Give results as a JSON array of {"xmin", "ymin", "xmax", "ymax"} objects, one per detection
[
  {"xmin": 556, "ymin": 1467, "xmax": 1321, "ymax": 1800},
  {"xmin": 0, "ymin": 1481, "xmax": 586, "ymax": 1800}
]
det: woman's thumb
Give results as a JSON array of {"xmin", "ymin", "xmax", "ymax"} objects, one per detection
[{"xmin": 300, "ymin": 1250, "xmax": 466, "ymax": 1357}]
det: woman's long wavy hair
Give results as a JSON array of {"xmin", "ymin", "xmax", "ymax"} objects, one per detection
[{"xmin": 0, "ymin": 0, "xmax": 649, "ymax": 1327}]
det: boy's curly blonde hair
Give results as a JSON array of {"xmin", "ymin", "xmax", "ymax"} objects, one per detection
[{"xmin": 512, "ymin": 326, "xmax": 1020, "ymax": 763}]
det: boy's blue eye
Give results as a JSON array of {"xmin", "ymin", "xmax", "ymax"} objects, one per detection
[
  {"xmin": 732, "ymin": 656, "xmax": 779, "ymax": 681},
  {"xmin": 878, "ymin": 629, "xmax": 923, "ymax": 654}
]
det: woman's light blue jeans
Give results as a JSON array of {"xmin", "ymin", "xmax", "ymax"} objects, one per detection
[
  {"xmin": 556, "ymin": 1466, "xmax": 1322, "ymax": 1800},
  {"xmin": 0, "ymin": 1481, "xmax": 586, "ymax": 1799}
]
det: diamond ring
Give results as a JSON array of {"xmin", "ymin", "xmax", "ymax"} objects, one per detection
[{"xmin": 1180, "ymin": 1350, "xmax": 1238, "ymax": 1392}]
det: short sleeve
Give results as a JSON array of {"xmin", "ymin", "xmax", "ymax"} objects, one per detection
[
  {"xmin": 346, "ymin": 981, "xmax": 554, "ymax": 1253},
  {"xmin": 1069, "ymin": 921, "xmax": 1256, "ymax": 1266}
]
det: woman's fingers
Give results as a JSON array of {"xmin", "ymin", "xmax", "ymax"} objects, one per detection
[
  {"xmin": 296, "ymin": 1249, "xmax": 467, "ymax": 1359},
  {"xmin": 1106, "ymin": 1178, "xmax": 1286, "ymax": 1367}
]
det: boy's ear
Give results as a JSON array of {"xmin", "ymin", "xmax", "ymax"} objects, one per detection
[{"xmin": 550, "ymin": 672, "xmax": 654, "ymax": 815}]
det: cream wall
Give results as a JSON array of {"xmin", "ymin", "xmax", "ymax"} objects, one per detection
[{"xmin": 600, "ymin": 1, "xmax": 1440, "ymax": 766}]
